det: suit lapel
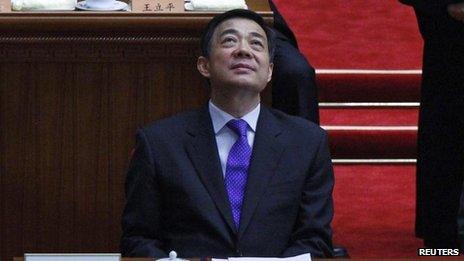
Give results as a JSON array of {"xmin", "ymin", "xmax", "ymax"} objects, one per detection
[
  {"xmin": 185, "ymin": 106, "xmax": 237, "ymax": 233},
  {"xmin": 238, "ymin": 106, "xmax": 285, "ymax": 238}
]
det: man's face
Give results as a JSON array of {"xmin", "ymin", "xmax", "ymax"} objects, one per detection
[{"xmin": 197, "ymin": 18, "xmax": 273, "ymax": 93}]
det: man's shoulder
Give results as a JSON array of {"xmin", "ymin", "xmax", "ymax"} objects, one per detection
[
  {"xmin": 139, "ymin": 108, "xmax": 202, "ymax": 138},
  {"xmin": 266, "ymin": 107, "xmax": 326, "ymax": 137}
]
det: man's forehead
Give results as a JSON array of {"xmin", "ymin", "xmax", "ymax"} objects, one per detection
[{"xmin": 215, "ymin": 17, "xmax": 266, "ymax": 37}]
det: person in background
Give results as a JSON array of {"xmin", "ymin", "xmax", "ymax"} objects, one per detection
[
  {"xmin": 268, "ymin": 0, "xmax": 319, "ymax": 124},
  {"xmin": 270, "ymin": 3, "xmax": 348, "ymax": 256},
  {"xmin": 399, "ymin": 0, "xmax": 464, "ymax": 249},
  {"xmin": 121, "ymin": 9, "xmax": 334, "ymax": 258},
  {"xmin": 458, "ymin": 182, "xmax": 464, "ymax": 251}
]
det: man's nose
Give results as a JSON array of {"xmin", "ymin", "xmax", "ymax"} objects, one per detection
[{"xmin": 233, "ymin": 41, "xmax": 252, "ymax": 58}]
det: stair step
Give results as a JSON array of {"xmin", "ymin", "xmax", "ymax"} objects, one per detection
[
  {"xmin": 325, "ymin": 127, "xmax": 417, "ymax": 159},
  {"xmin": 332, "ymin": 159, "xmax": 416, "ymax": 164},
  {"xmin": 317, "ymin": 70, "xmax": 421, "ymax": 102},
  {"xmin": 320, "ymin": 107, "xmax": 418, "ymax": 126}
]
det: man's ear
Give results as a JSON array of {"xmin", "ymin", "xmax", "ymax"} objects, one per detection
[
  {"xmin": 197, "ymin": 56, "xmax": 211, "ymax": 78},
  {"xmin": 267, "ymin": 62, "xmax": 274, "ymax": 83}
]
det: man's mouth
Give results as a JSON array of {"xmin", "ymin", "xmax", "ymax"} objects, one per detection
[{"xmin": 230, "ymin": 63, "xmax": 255, "ymax": 71}]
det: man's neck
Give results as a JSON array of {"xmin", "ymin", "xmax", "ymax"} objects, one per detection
[{"xmin": 210, "ymin": 89, "xmax": 260, "ymax": 118}]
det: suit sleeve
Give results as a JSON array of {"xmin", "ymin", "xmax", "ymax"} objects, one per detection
[
  {"xmin": 120, "ymin": 129, "xmax": 167, "ymax": 257},
  {"xmin": 399, "ymin": 0, "xmax": 462, "ymax": 16},
  {"xmin": 458, "ymin": 182, "xmax": 464, "ymax": 251},
  {"xmin": 282, "ymin": 131, "xmax": 334, "ymax": 258}
]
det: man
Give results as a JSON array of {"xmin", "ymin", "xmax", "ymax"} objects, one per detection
[
  {"xmin": 459, "ymin": 183, "xmax": 464, "ymax": 251},
  {"xmin": 121, "ymin": 9, "xmax": 334, "ymax": 258},
  {"xmin": 268, "ymin": 1, "xmax": 320, "ymax": 123},
  {"xmin": 400, "ymin": 0, "xmax": 464, "ymax": 249}
]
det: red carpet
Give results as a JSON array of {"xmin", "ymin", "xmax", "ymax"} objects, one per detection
[
  {"xmin": 333, "ymin": 165, "xmax": 422, "ymax": 258},
  {"xmin": 317, "ymin": 72, "xmax": 421, "ymax": 102},
  {"xmin": 327, "ymin": 128, "xmax": 417, "ymax": 159},
  {"xmin": 273, "ymin": 0, "xmax": 423, "ymax": 69},
  {"xmin": 320, "ymin": 108, "xmax": 418, "ymax": 126}
]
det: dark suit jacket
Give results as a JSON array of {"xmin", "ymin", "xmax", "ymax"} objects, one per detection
[
  {"xmin": 269, "ymin": 0, "xmax": 298, "ymax": 48},
  {"xmin": 399, "ymin": 0, "xmax": 464, "ymax": 41},
  {"xmin": 400, "ymin": 0, "xmax": 464, "ymax": 248},
  {"xmin": 459, "ymin": 182, "xmax": 464, "ymax": 251},
  {"xmin": 121, "ymin": 105, "xmax": 334, "ymax": 258}
]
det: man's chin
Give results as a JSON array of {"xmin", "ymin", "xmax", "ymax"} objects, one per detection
[
  {"xmin": 233, "ymin": 81, "xmax": 267, "ymax": 93},
  {"xmin": 228, "ymin": 76, "xmax": 263, "ymax": 88}
]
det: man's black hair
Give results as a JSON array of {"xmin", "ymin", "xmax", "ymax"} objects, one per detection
[{"xmin": 200, "ymin": 9, "xmax": 276, "ymax": 62}]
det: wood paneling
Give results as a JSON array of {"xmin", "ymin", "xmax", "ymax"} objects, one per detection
[
  {"xmin": 0, "ymin": 2, "xmax": 272, "ymax": 261},
  {"xmin": 0, "ymin": 45, "xmax": 207, "ymax": 261}
]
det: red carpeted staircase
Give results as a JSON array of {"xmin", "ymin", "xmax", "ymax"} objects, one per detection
[
  {"xmin": 273, "ymin": 0, "xmax": 425, "ymax": 257},
  {"xmin": 318, "ymin": 70, "xmax": 422, "ymax": 257},
  {"xmin": 318, "ymin": 70, "xmax": 420, "ymax": 161}
]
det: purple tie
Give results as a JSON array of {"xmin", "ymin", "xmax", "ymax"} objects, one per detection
[{"xmin": 225, "ymin": 119, "xmax": 252, "ymax": 229}]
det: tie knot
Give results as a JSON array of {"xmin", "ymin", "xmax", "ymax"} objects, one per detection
[{"xmin": 227, "ymin": 119, "xmax": 248, "ymax": 137}]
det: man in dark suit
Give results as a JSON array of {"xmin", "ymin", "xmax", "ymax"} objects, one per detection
[
  {"xmin": 121, "ymin": 9, "xmax": 334, "ymax": 258},
  {"xmin": 400, "ymin": 0, "xmax": 464, "ymax": 249},
  {"xmin": 268, "ymin": 1, "xmax": 319, "ymax": 123},
  {"xmin": 459, "ymin": 182, "xmax": 464, "ymax": 251}
]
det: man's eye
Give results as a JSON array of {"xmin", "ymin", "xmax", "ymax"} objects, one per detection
[
  {"xmin": 222, "ymin": 37, "xmax": 236, "ymax": 44},
  {"xmin": 251, "ymin": 40, "xmax": 264, "ymax": 47}
]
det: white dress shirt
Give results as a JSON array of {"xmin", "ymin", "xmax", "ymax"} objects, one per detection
[{"xmin": 208, "ymin": 100, "xmax": 260, "ymax": 177}]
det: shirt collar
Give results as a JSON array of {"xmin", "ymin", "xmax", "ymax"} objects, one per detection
[{"xmin": 209, "ymin": 100, "xmax": 260, "ymax": 134}]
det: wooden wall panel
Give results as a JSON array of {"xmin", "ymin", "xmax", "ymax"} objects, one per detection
[
  {"xmin": 21, "ymin": 63, "xmax": 40, "ymax": 254},
  {"xmin": 0, "ymin": 52, "xmax": 208, "ymax": 260},
  {"xmin": 2, "ymin": 63, "xmax": 29, "ymax": 260},
  {"xmin": 106, "ymin": 61, "xmax": 139, "ymax": 250},
  {"xmin": 56, "ymin": 63, "xmax": 77, "ymax": 252},
  {"xmin": 37, "ymin": 63, "xmax": 67, "ymax": 252},
  {"xmin": 75, "ymin": 63, "xmax": 102, "ymax": 251},
  {"xmin": 0, "ymin": 62, "xmax": 4, "ymax": 261}
]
